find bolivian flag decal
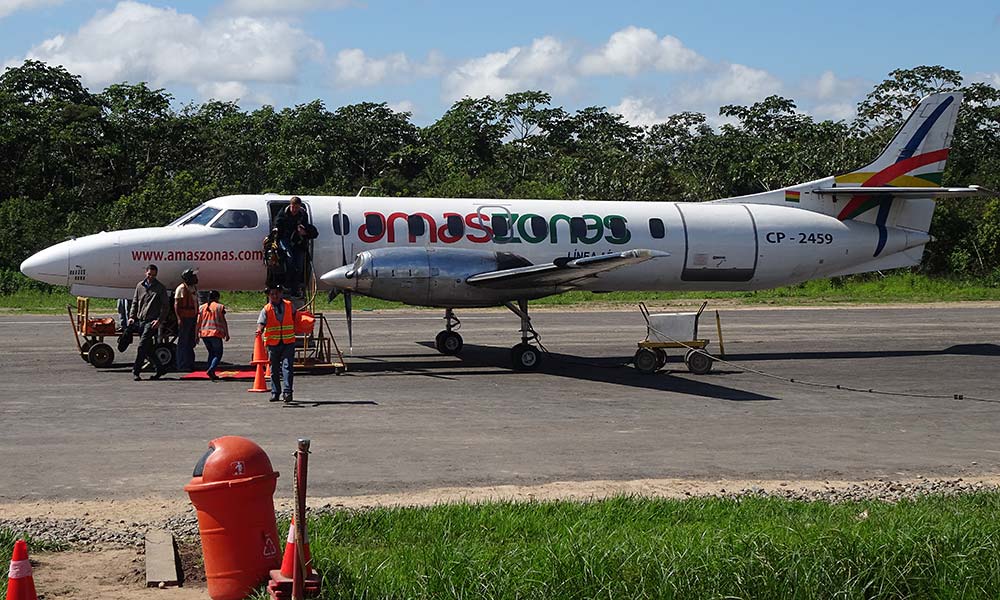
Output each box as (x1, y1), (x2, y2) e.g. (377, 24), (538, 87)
(784, 190), (801, 203)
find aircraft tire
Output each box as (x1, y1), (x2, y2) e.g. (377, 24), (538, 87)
(511, 343), (541, 371)
(88, 342), (115, 369)
(684, 349), (713, 375)
(634, 348), (659, 374)
(435, 331), (463, 355)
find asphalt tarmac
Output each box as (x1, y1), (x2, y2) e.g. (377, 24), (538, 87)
(1, 304), (998, 502)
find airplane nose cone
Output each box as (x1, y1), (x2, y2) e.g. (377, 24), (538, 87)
(20, 242), (70, 285)
(320, 265), (355, 290)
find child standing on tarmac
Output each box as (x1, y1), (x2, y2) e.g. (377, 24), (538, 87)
(197, 290), (230, 380)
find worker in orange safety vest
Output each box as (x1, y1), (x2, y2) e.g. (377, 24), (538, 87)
(255, 284), (297, 402)
(197, 290), (230, 380)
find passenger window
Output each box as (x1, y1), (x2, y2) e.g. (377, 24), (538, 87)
(332, 214), (350, 236)
(407, 214), (426, 237)
(211, 209), (258, 229)
(365, 213), (384, 237)
(530, 215), (547, 239)
(649, 218), (665, 239)
(607, 216), (627, 239)
(446, 215), (464, 237)
(570, 217), (587, 238)
(491, 214), (510, 238)
(181, 207), (221, 226)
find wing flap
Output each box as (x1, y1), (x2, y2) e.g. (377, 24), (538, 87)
(466, 249), (667, 289)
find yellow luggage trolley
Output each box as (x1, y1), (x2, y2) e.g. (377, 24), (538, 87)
(634, 301), (724, 375)
(67, 297), (118, 368)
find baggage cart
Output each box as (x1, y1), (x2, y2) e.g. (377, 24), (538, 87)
(633, 301), (724, 375)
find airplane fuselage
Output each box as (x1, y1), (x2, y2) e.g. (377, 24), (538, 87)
(22, 193), (928, 301)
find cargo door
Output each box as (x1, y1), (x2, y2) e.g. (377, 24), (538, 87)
(676, 204), (757, 282)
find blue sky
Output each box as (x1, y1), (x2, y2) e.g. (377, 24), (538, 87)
(1, 0), (997, 125)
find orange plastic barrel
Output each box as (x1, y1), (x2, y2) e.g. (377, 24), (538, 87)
(184, 436), (281, 600)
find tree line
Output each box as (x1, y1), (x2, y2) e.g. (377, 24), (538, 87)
(1, 60), (998, 293)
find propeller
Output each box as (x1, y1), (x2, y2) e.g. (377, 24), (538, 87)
(338, 201), (353, 354)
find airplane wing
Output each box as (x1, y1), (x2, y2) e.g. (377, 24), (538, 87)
(465, 249), (667, 289)
(812, 185), (992, 198)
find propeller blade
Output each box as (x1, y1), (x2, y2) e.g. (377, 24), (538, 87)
(338, 200), (353, 354)
(345, 290), (353, 354)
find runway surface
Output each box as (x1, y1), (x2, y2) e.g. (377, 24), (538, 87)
(1, 304), (998, 501)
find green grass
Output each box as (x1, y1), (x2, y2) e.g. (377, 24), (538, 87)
(273, 493), (1000, 599)
(1, 272), (998, 314)
(0, 530), (66, 597)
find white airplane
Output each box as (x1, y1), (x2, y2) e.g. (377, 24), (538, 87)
(21, 93), (988, 369)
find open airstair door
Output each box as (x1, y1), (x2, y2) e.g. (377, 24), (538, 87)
(677, 203), (758, 282)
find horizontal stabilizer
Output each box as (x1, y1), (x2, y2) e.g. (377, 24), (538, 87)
(466, 249), (667, 289)
(813, 185), (991, 198)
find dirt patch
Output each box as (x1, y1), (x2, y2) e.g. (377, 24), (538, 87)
(31, 548), (206, 600)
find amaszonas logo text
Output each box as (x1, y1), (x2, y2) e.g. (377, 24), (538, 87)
(357, 212), (632, 245)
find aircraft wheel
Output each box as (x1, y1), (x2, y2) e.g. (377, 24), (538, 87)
(634, 348), (659, 374)
(153, 342), (176, 369)
(80, 340), (93, 362)
(654, 349), (668, 369)
(434, 331), (463, 355)
(684, 349), (714, 375)
(88, 342), (115, 369)
(511, 343), (541, 371)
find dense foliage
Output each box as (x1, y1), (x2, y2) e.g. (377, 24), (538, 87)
(2, 61), (998, 288)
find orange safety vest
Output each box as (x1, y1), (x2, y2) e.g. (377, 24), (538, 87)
(263, 300), (295, 345)
(197, 302), (228, 338)
(175, 284), (198, 319)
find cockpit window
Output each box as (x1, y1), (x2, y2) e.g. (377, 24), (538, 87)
(179, 207), (221, 226)
(211, 210), (258, 229)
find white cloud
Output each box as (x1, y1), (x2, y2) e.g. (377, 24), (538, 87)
(611, 97), (673, 127)
(678, 63), (783, 107)
(810, 102), (857, 122)
(387, 99), (415, 115)
(18, 1), (323, 97)
(334, 49), (443, 87)
(973, 72), (1000, 87)
(443, 36), (574, 100)
(579, 26), (705, 76)
(0, 0), (61, 19)
(196, 81), (249, 102)
(220, 0), (353, 14)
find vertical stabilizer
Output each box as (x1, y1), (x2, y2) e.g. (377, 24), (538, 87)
(836, 92), (962, 190)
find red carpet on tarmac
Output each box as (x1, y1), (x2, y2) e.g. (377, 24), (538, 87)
(181, 367), (256, 380)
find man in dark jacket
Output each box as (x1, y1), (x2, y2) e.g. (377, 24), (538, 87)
(275, 196), (315, 296)
(128, 264), (170, 380)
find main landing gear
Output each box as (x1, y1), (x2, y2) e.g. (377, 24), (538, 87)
(432, 300), (545, 371)
(434, 308), (463, 355)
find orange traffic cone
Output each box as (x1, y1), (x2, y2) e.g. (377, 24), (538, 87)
(248, 333), (270, 393)
(251, 332), (268, 365)
(248, 362), (269, 393)
(279, 517), (312, 578)
(6, 539), (38, 600)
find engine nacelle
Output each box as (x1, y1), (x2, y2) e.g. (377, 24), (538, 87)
(347, 247), (539, 307)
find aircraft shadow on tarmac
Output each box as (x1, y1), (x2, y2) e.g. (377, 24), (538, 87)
(722, 343), (1000, 361)
(344, 343), (777, 402)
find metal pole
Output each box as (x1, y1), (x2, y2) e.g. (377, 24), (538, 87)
(292, 438), (310, 600)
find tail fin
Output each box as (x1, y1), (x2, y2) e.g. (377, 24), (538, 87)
(836, 92), (962, 190)
(830, 92), (962, 258)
